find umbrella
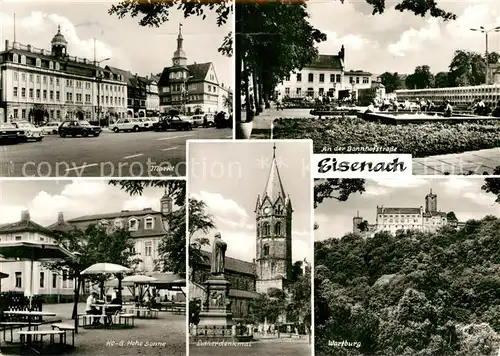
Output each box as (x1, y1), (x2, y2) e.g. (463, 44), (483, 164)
(0, 241), (76, 308)
(147, 272), (186, 295)
(105, 275), (157, 298)
(81, 263), (131, 300)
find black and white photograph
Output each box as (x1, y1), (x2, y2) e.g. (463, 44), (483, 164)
(235, 0), (500, 175)
(0, 180), (187, 355)
(314, 177), (500, 356)
(187, 140), (312, 356)
(0, 1), (233, 177)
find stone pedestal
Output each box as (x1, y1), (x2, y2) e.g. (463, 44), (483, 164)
(196, 274), (233, 340)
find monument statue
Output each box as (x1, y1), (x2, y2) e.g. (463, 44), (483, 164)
(211, 232), (227, 275)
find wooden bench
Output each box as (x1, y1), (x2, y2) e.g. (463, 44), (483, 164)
(18, 330), (66, 354)
(117, 313), (134, 327)
(0, 322), (41, 343)
(150, 309), (159, 319)
(78, 313), (101, 327)
(51, 323), (75, 347)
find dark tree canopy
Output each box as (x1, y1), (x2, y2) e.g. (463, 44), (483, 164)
(379, 72), (402, 93)
(108, 180), (185, 207)
(482, 177), (500, 204)
(314, 179), (366, 208)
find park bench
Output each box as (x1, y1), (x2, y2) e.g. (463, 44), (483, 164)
(0, 321), (41, 343)
(18, 329), (66, 355)
(51, 323), (75, 347)
(77, 314), (96, 327)
(117, 313), (134, 327)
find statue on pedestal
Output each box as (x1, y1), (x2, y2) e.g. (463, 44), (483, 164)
(211, 232), (227, 275)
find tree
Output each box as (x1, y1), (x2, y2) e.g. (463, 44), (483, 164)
(448, 50), (486, 86)
(481, 177), (500, 204)
(379, 72), (402, 93)
(314, 179), (365, 208)
(405, 65), (434, 89)
(254, 288), (287, 324)
(108, 180), (185, 206)
(357, 220), (369, 232)
(288, 265), (311, 326)
(108, 0), (233, 57)
(447, 211), (458, 221)
(435, 71), (451, 88)
(157, 203), (186, 275)
(188, 198), (216, 280)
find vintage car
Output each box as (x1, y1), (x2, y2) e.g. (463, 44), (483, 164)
(58, 120), (102, 137)
(12, 121), (44, 141)
(191, 115), (214, 127)
(41, 122), (62, 135)
(110, 118), (142, 133)
(0, 123), (26, 143)
(152, 116), (193, 131)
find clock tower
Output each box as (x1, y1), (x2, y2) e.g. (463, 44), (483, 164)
(172, 23), (187, 68)
(255, 144), (293, 294)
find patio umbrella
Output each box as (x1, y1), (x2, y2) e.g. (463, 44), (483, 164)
(0, 241), (76, 308)
(147, 272), (186, 296)
(81, 263), (131, 300)
(105, 275), (157, 298)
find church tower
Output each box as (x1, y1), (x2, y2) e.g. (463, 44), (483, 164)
(51, 25), (67, 57)
(425, 189), (437, 213)
(255, 144), (293, 294)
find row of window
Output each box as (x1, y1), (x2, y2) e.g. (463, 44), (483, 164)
(12, 72), (125, 93)
(284, 87), (337, 96)
(383, 219), (421, 223)
(284, 73), (370, 84)
(98, 216), (156, 231)
(14, 270), (73, 289)
(13, 87), (126, 107)
(379, 214), (420, 218)
(257, 222), (283, 237)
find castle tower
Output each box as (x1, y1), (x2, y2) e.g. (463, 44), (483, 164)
(172, 23), (187, 67)
(51, 25), (67, 57)
(353, 211), (363, 234)
(255, 144), (293, 294)
(425, 189), (437, 213)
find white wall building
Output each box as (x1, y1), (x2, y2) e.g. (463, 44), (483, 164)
(217, 83), (232, 113)
(145, 78), (160, 115)
(0, 27), (128, 123)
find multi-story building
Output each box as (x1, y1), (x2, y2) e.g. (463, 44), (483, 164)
(275, 46), (345, 100)
(158, 25), (222, 115)
(0, 211), (76, 297)
(106, 67), (147, 118)
(145, 75), (160, 116)
(353, 189), (451, 237)
(0, 26), (128, 123)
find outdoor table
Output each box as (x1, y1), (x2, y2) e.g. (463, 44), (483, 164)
(18, 329), (65, 355)
(3, 311), (56, 331)
(91, 304), (122, 327)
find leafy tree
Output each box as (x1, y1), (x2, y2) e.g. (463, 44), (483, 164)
(448, 50), (486, 86)
(108, 0), (233, 56)
(254, 288), (287, 324)
(405, 65), (434, 89)
(447, 211), (458, 221)
(357, 220), (369, 232)
(379, 72), (402, 93)
(108, 180), (185, 206)
(288, 266), (311, 328)
(314, 179), (366, 209)
(291, 260), (304, 282)
(188, 198), (215, 280)
(435, 71), (451, 88)
(156, 203), (186, 275)
(482, 177), (500, 204)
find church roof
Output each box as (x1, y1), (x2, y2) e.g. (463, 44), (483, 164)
(199, 250), (255, 276)
(262, 145), (287, 203)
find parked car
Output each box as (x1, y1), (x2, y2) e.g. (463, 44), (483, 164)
(12, 121), (44, 141)
(58, 120), (102, 137)
(180, 115), (197, 128)
(110, 118), (142, 133)
(41, 122), (62, 135)
(153, 116), (192, 131)
(0, 123), (26, 143)
(138, 118), (154, 131)
(191, 115), (215, 127)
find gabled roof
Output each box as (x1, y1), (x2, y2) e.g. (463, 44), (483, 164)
(377, 207), (422, 215)
(0, 219), (54, 236)
(158, 62), (213, 87)
(345, 70), (372, 76)
(306, 55), (343, 70)
(106, 65), (135, 86)
(66, 208), (162, 222)
(199, 250), (255, 276)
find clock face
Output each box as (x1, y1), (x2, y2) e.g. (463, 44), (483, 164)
(263, 207), (271, 215)
(173, 59), (179, 65)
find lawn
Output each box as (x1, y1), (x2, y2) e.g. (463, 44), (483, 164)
(273, 117), (500, 158)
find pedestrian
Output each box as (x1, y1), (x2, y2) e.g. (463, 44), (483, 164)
(443, 99), (453, 118)
(276, 93), (283, 111)
(86, 292), (101, 326)
(203, 114), (208, 128)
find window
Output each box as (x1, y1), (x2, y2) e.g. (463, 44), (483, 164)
(13, 109), (18, 119)
(319, 74), (325, 83)
(52, 273), (57, 288)
(285, 87), (290, 95)
(22, 73), (26, 81)
(114, 219), (123, 229)
(56, 78), (60, 85)
(49, 61), (54, 70)
(40, 272), (45, 288)
(13, 53), (19, 63)
(56, 110), (60, 119)
(308, 73), (313, 82)
(21, 88), (26, 98)
(15, 272), (22, 288)
(14, 72), (18, 81)
(85, 94), (91, 103)
(50, 90), (54, 100)
(56, 91), (60, 101)
(145, 242), (152, 256)
(144, 217), (154, 230)
(21, 55), (26, 65)
(13, 87), (18, 97)
(285, 75), (290, 81)
(275, 222), (282, 235)
(349, 77), (354, 83)
(263, 222), (270, 236)
(296, 73), (302, 82)
(76, 93), (82, 102)
(356, 77), (360, 84)
(263, 244), (270, 256)
(66, 92), (73, 101)
(363, 77), (369, 84)
(43, 76), (47, 84)
(29, 74), (33, 82)
(36, 75), (40, 83)
(36, 58), (41, 67)
(336, 74), (341, 83)
(319, 88), (324, 96)
(22, 109), (26, 119)
(36, 89), (40, 99)
(330, 74), (335, 83)
(296, 88), (301, 96)
(43, 90), (47, 100)
(62, 271), (67, 289)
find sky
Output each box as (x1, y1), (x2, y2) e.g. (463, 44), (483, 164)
(307, 0), (500, 76)
(188, 140), (313, 264)
(0, 180), (176, 226)
(315, 177), (500, 241)
(0, 0), (233, 87)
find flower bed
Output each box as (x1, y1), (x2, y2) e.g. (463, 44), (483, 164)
(273, 117), (500, 157)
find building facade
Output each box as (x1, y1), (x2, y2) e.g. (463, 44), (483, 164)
(0, 211), (75, 297)
(145, 75), (160, 116)
(0, 27), (127, 123)
(353, 189), (450, 237)
(217, 83), (233, 114)
(158, 25), (223, 115)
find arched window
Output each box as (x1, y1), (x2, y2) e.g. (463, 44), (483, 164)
(13, 54), (19, 63)
(55, 62), (60, 71)
(275, 222), (282, 236)
(20, 55), (26, 64)
(276, 205), (283, 215)
(49, 61), (54, 70)
(263, 222), (270, 236)
(35, 58), (41, 67)
(263, 244), (270, 256)
(256, 223), (260, 237)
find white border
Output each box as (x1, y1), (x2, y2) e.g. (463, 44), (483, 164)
(231, 0), (236, 140)
(186, 143), (191, 356)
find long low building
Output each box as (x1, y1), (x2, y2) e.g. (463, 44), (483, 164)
(395, 84), (500, 106)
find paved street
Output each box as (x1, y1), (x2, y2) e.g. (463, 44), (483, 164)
(0, 128), (232, 177)
(1, 302), (186, 356)
(413, 147), (500, 175)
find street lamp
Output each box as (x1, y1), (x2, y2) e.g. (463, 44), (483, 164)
(470, 26), (500, 85)
(182, 75), (194, 115)
(94, 58), (110, 124)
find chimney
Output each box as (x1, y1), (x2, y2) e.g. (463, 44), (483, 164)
(58, 212), (64, 223)
(27, 45), (31, 52)
(21, 210), (30, 221)
(5, 40), (9, 51)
